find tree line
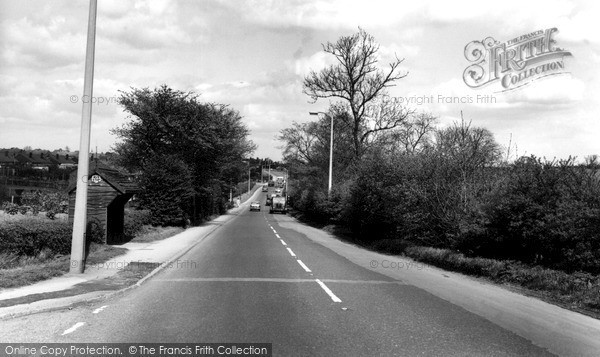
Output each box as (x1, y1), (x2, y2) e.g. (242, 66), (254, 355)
(280, 28), (600, 275)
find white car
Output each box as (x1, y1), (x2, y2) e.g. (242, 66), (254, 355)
(250, 201), (261, 211)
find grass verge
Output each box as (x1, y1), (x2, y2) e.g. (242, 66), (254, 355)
(0, 244), (127, 289)
(132, 225), (185, 243)
(402, 246), (600, 318)
(0, 224), (185, 290)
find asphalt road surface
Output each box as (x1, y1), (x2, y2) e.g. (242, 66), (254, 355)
(0, 191), (557, 356)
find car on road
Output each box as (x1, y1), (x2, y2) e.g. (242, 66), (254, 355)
(275, 188), (282, 194)
(262, 185), (269, 192)
(250, 201), (261, 211)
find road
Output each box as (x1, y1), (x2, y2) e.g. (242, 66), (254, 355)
(0, 189), (562, 356)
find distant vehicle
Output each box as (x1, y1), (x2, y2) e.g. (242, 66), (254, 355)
(268, 180), (275, 187)
(270, 196), (287, 214)
(275, 188), (282, 194)
(276, 176), (284, 186)
(249, 201), (261, 211)
(262, 185), (268, 192)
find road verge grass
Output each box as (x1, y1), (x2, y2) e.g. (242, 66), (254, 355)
(0, 244), (127, 289)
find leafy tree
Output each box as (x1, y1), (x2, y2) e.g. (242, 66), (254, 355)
(138, 155), (194, 226)
(112, 85), (255, 224)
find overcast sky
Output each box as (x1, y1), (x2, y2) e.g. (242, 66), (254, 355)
(1, 0), (598, 161)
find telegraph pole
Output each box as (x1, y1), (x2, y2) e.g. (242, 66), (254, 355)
(70, 0), (97, 273)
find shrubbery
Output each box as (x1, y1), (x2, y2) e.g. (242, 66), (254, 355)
(21, 190), (68, 214)
(2, 202), (18, 215)
(288, 140), (600, 275)
(0, 220), (71, 256)
(124, 209), (152, 238)
(1, 190), (68, 216)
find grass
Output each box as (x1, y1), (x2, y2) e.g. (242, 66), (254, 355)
(402, 245), (600, 318)
(0, 244), (127, 289)
(0, 224), (184, 289)
(0, 208), (185, 290)
(131, 225), (185, 243)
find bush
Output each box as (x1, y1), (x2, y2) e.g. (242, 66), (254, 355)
(2, 202), (19, 215)
(18, 205), (30, 215)
(0, 220), (72, 256)
(86, 219), (105, 244)
(124, 209), (151, 238)
(21, 190), (69, 214)
(45, 210), (56, 220)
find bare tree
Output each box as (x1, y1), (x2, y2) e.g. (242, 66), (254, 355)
(303, 28), (409, 158)
(380, 111), (437, 155)
(279, 122), (319, 165)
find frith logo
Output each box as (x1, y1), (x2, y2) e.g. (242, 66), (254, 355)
(463, 28), (572, 91)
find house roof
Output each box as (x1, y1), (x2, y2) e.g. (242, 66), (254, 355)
(47, 153), (77, 165)
(0, 151), (17, 164)
(15, 152), (53, 165)
(68, 160), (140, 194)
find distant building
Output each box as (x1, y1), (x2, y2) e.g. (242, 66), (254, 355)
(48, 153), (78, 169)
(15, 151), (53, 170)
(0, 150), (17, 169)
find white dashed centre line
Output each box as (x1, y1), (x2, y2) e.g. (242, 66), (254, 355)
(268, 218), (338, 302)
(92, 305), (108, 314)
(315, 279), (342, 303)
(296, 259), (312, 273)
(62, 322), (86, 335)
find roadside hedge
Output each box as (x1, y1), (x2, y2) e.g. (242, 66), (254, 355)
(124, 209), (152, 238)
(0, 220), (71, 256)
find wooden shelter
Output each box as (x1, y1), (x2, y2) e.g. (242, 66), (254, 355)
(68, 161), (140, 244)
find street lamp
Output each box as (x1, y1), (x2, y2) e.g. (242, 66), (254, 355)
(283, 168), (289, 203)
(309, 111), (333, 196)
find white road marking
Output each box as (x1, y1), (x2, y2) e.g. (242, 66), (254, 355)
(297, 259), (312, 273)
(286, 247), (296, 257)
(280, 239), (287, 246)
(62, 322), (85, 335)
(315, 279), (342, 303)
(92, 305), (108, 314)
(275, 233), (281, 238)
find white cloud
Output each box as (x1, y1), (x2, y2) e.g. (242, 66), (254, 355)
(289, 51), (336, 77)
(503, 75), (585, 106)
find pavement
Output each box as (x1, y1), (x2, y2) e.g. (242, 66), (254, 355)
(0, 184), (263, 320)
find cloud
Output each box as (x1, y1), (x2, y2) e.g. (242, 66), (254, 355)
(215, 0), (418, 30)
(288, 50), (335, 77)
(99, 0), (193, 50)
(1, 17), (84, 69)
(503, 75), (585, 107)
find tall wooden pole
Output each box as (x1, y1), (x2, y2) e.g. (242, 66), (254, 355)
(70, 0), (97, 273)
